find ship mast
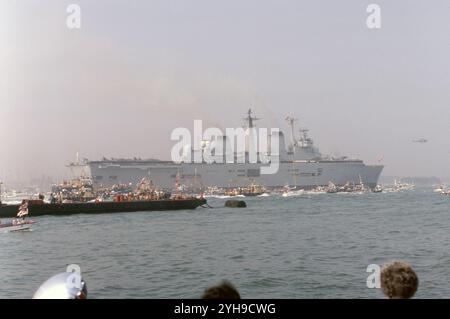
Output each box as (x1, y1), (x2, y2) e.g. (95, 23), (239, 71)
(243, 108), (260, 128)
(242, 109), (260, 164)
(285, 116), (298, 148)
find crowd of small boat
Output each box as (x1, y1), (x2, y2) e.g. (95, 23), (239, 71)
(0, 174), (439, 233)
(0, 177), (206, 232)
(1, 176), (202, 210)
(2, 176), (177, 207)
(46, 177), (179, 204)
(1, 174), (446, 232)
(202, 180), (417, 198)
(0, 176), (423, 206)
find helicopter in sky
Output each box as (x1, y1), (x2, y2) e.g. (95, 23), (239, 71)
(412, 138), (428, 143)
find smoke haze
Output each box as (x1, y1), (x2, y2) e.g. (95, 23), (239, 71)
(1, 0), (449, 186)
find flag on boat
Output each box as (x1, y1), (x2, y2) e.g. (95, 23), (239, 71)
(175, 172), (181, 190)
(17, 201), (29, 217)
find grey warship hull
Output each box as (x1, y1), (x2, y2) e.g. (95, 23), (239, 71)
(73, 159), (383, 190)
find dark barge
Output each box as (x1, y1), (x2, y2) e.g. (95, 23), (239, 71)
(0, 198), (207, 218)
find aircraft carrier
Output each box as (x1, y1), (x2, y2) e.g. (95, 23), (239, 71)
(69, 110), (383, 190)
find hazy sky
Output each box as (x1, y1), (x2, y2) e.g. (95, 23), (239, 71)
(1, 0), (449, 183)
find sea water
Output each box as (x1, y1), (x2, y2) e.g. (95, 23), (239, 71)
(1, 188), (449, 298)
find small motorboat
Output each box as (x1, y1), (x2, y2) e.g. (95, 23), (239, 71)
(325, 181), (338, 194)
(434, 185), (445, 193)
(0, 201), (35, 233)
(0, 219), (35, 232)
(373, 185), (383, 193)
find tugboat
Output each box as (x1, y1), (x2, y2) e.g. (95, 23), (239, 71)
(0, 202), (35, 232)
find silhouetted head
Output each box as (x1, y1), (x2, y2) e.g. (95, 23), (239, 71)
(33, 272), (87, 299)
(202, 280), (241, 299)
(381, 261), (418, 299)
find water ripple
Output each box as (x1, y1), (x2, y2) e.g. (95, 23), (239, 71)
(1, 188), (449, 298)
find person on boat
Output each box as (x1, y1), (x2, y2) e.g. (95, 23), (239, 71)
(49, 193), (55, 204)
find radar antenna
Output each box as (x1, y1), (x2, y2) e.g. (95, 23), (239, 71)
(299, 128), (309, 140)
